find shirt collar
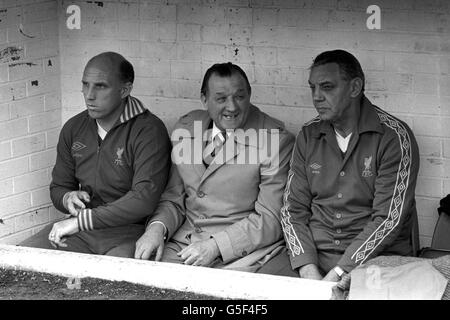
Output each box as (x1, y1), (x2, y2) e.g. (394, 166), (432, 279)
(118, 95), (147, 124)
(212, 121), (233, 141)
(96, 120), (108, 139)
(315, 95), (384, 137)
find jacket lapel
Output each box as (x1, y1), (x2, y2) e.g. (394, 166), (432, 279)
(200, 133), (241, 183)
(173, 112), (211, 179)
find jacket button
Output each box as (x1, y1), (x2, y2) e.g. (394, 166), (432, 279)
(242, 250), (247, 256)
(334, 240), (341, 245)
(336, 213), (342, 219)
(336, 228), (342, 234)
(199, 215), (206, 219)
(197, 191), (205, 198)
(337, 193), (343, 199)
(340, 171), (345, 177)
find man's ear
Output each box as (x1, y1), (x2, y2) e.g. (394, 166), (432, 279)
(350, 78), (363, 98)
(120, 82), (133, 99)
(200, 93), (207, 109)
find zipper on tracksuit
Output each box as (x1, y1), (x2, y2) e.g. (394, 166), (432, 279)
(93, 122), (108, 203)
(95, 133), (107, 199)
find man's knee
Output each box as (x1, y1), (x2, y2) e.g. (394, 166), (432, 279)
(105, 242), (136, 258)
(159, 241), (184, 264)
(19, 224), (54, 250)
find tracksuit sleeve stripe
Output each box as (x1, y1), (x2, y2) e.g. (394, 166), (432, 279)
(351, 109), (413, 265)
(280, 141), (305, 256)
(77, 209), (93, 231)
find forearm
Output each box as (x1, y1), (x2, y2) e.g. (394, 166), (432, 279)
(77, 180), (167, 231)
(212, 211), (282, 263)
(281, 132), (319, 270)
(147, 202), (186, 239)
(145, 164), (187, 238)
(50, 184), (73, 214)
(338, 130), (419, 272)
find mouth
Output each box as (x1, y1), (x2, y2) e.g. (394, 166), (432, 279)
(222, 113), (239, 120)
(315, 106), (329, 112)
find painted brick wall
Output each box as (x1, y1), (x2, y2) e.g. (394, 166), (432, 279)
(1, 0), (449, 248)
(0, 0), (64, 244)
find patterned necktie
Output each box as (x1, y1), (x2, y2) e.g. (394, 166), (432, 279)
(203, 131), (227, 167)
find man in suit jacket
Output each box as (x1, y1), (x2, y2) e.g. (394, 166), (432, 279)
(134, 62), (295, 274)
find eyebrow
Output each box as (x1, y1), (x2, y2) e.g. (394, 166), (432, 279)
(308, 80), (334, 85)
(81, 80), (109, 86)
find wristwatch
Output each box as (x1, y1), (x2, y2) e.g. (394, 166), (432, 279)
(333, 266), (346, 279)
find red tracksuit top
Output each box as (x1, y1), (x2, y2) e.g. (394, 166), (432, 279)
(50, 96), (171, 231)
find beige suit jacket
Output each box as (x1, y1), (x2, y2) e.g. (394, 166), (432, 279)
(149, 105), (294, 270)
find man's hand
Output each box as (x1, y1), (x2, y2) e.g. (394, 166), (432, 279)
(48, 218), (79, 248)
(63, 191), (91, 216)
(178, 238), (220, 267)
(322, 268), (342, 282)
(134, 223), (165, 261)
(299, 263), (323, 280)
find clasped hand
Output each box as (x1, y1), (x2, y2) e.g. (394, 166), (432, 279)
(63, 190), (90, 216)
(48, 217), (79, 248)
(177, 238), (220, 267)
(135, 223), (220, 267)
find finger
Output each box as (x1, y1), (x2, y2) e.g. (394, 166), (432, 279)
(54, 240), (67, 248)
(155, 244), (164, 262)
(139, 249), (150, 260)
(191, 259), (201, 266)
(178, 250), (190, 261)
(79, 191), (91, 203)
(135, 246), (149, 260)
(177, 247), (186, 256)
(135, 244), (153, 260)
(49, 240), (57, 248)
(71, 197), (86, 210)
(183, 255), (197, 265)
(48, 229), (56, 242)
(134, 245), (143, 259)
(58, 238), (68, 248)
(53, 231), (63, 247)
(178, 245), (191, 257)
(67, 202), (79, 216)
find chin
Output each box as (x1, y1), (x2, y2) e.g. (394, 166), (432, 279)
(87, 110), (102, 119)
(317, 111), (333, 121)
(221, 121), (242, 130)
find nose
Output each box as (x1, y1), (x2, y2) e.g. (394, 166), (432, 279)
(84, 86), (95, 101)
(312, 86), (323, 102)
(226, 96), (238, 111)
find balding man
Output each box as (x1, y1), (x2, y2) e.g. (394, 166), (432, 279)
(20, 52), (171, 257)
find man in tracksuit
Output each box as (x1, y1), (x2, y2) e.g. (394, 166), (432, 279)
(20, 52), (171, 257)
(281, 50), (420, 281)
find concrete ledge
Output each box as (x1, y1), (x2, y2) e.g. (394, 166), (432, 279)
(0, 244), (334, 300)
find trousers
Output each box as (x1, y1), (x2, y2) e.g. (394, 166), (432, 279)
(19, 222), (145, 258)
(160, 239), (299, 277)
